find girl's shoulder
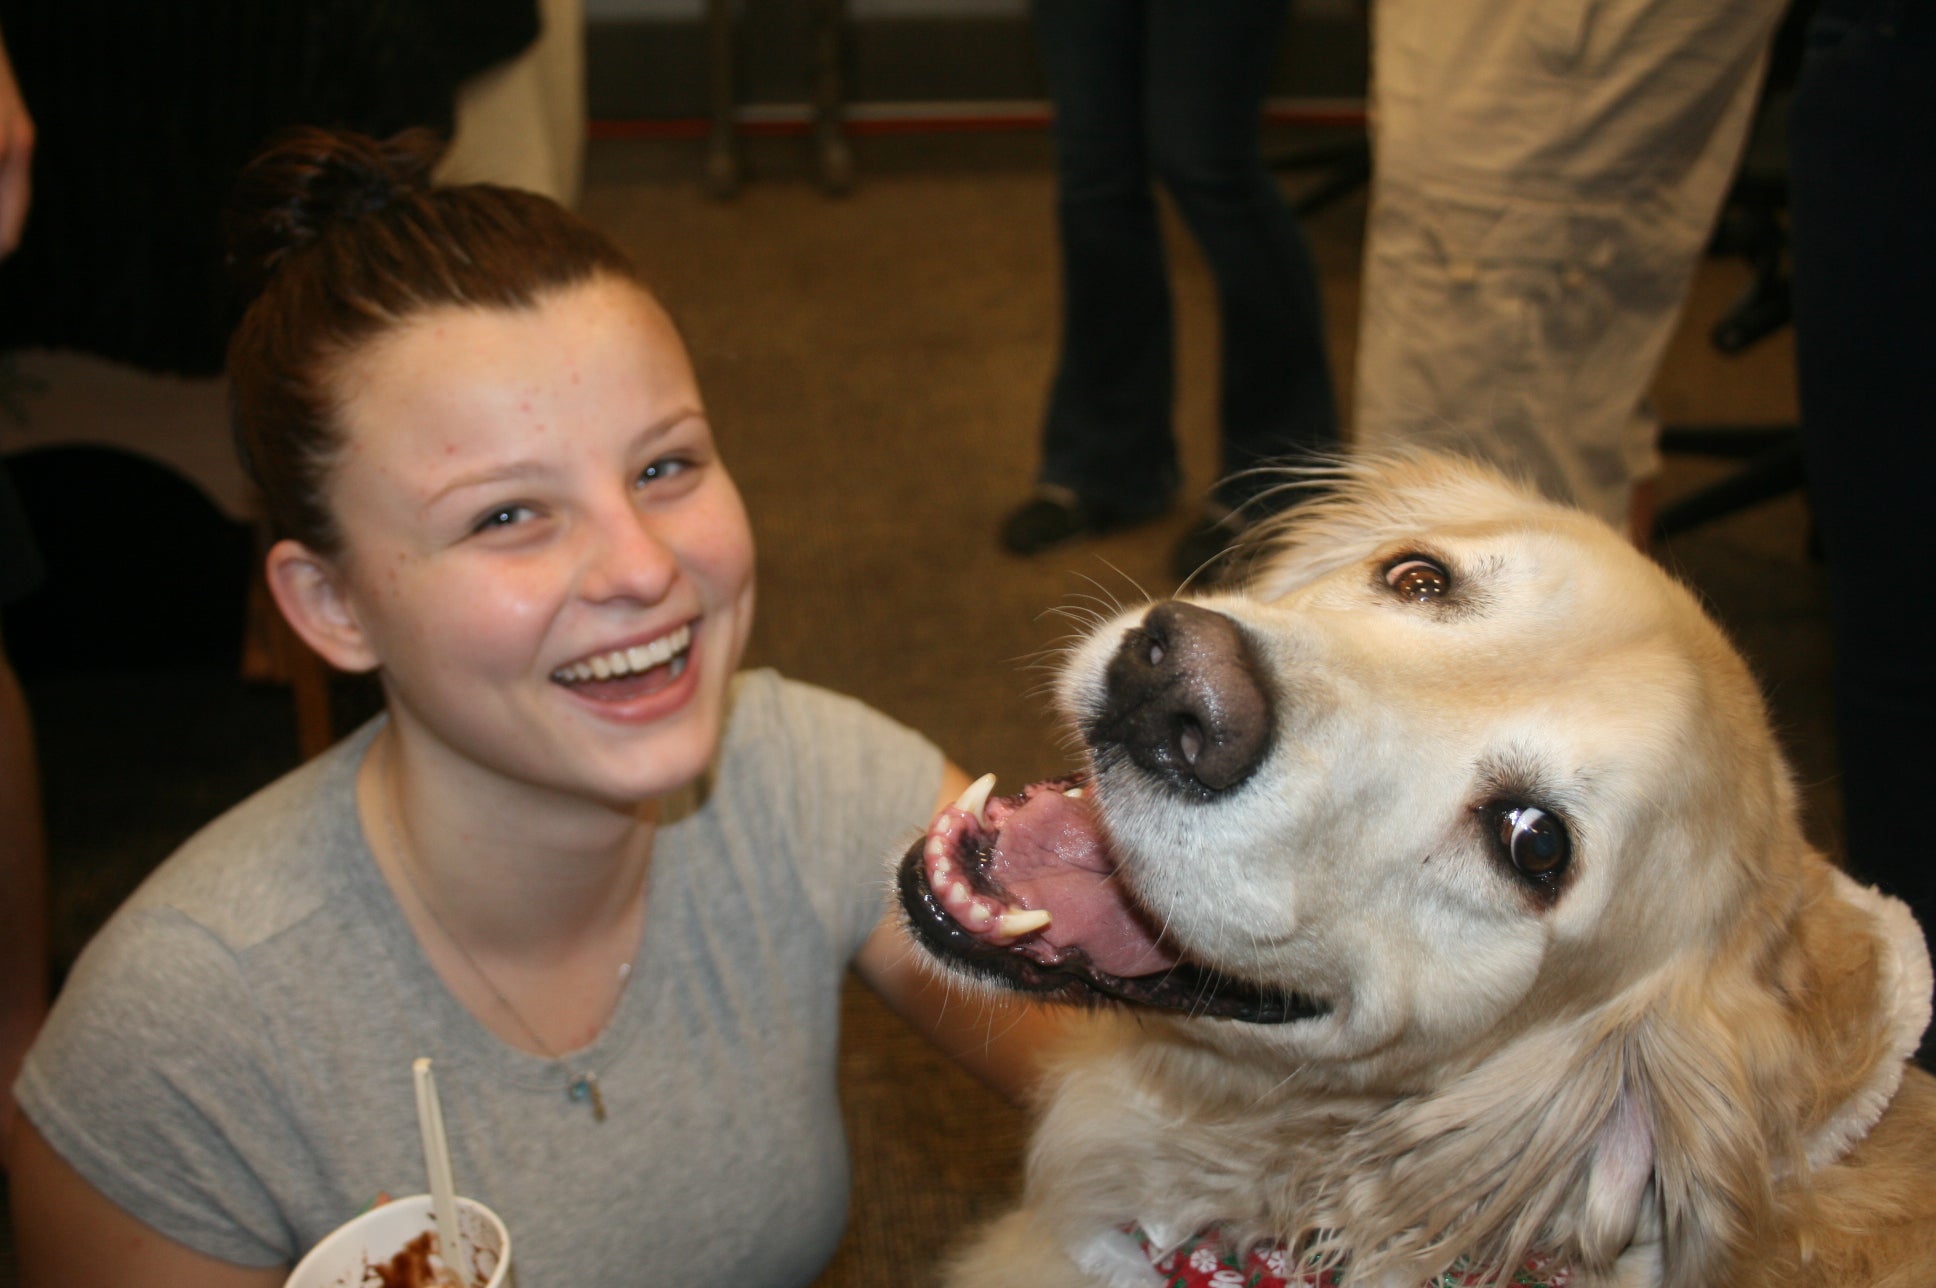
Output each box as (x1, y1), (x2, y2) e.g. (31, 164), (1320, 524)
(117, 718), (384, 953)
(720, 668), (931, 765)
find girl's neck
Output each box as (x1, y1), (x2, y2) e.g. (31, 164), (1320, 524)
(358, 719), (656, 959)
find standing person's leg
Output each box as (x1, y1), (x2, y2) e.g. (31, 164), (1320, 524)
(1002, 0), (1177, 555)
(1356, 0), (1782, 532)
(1145, 0), (1337, 524)
(1789, 0), (1936, 1051)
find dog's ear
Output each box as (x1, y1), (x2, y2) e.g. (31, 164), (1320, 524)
(1575, 1075), (1653, 1262)
(1616, 853), (1932, 1286)
(1775, 859), (1931, 1167)
(1613, 996), (1777, 1288)
(1313, 858), (1929, 1288)
(1310, 1019), (1680, 1283)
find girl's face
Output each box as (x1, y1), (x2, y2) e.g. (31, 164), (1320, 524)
(313, 274), (755, 807)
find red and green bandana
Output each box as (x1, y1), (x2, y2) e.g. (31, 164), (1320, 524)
(1128, 1225), (1575, 1288)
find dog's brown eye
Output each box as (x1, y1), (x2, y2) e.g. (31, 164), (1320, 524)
(1386, 557), (1450, 602)
(1497, 805), (1569, 878)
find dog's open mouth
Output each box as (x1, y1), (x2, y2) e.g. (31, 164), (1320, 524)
(897, 774), (1326, 1024)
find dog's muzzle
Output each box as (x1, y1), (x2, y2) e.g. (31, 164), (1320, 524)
(1090, 601), (1274, 797)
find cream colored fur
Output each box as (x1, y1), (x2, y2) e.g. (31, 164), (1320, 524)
(942, 454), (1936, 1288)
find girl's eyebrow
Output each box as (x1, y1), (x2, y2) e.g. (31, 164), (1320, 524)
(424, 461), (550, 511)
(419, 410), (709, 511)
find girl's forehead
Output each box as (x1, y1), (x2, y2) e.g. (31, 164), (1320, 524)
(333, 280), (697, 443)
(352, 277), (678, 374)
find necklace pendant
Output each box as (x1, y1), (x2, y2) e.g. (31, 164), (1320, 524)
(570, 1071), (606, 1122)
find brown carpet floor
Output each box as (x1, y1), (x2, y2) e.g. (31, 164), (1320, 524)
(3, 127), (1829, 1287)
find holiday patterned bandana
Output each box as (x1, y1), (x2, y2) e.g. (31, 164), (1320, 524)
(1129, 1225), (1574, 1288)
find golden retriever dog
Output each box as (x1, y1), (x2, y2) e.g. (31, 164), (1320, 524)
(898, 453), (1935, 1288)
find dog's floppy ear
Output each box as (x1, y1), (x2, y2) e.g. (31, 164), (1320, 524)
(1616, 854), (1932, 1286)
(1611, 994), (1777, 1287)
(1313, 858), (1931, 1286)
(1308, 1017), (1683, 1283)
(1575, 1074), (1653, 1262)
(1314, 983), (1786, 1286)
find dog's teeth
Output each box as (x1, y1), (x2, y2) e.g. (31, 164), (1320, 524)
(954, 773), (997, 825)
(996, 909), (1051, 938)
(1063, 787), (1084, 799)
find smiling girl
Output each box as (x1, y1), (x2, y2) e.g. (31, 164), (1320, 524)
(6, 128), (1044, 1287)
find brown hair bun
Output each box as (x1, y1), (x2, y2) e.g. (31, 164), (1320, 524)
(225, 126), (445, 306)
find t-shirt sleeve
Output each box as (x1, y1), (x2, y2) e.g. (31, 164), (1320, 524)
(739, 673), (944, 961)
(14, 906), (300, 1268)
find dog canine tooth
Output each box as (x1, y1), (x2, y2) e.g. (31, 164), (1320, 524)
(996, 908), (1052, 939)
(955, 773), (998, 826)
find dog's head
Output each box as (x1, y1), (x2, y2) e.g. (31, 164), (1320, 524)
(908, 453), (1799, 1067)
(901, 452), (1930, 1280)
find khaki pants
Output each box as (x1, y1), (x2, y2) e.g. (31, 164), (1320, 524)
(437, 0), (587, 208)
(1354, 0), (1785, 526)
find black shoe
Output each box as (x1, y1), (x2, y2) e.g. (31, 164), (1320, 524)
(999, 487), (1162, 556)
(1171, 505), (1254, 586)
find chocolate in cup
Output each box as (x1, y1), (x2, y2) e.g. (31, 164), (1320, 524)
(285, 1193), (510, 1288)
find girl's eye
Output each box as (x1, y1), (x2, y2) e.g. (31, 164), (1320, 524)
(636, 457), (692, 487)
(471, 504), (533, 534)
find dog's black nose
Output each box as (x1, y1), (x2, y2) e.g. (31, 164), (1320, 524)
(1091, 601), (1273, 795)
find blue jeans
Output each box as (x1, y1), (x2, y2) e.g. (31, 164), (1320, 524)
(1031, 0), (1338, 516)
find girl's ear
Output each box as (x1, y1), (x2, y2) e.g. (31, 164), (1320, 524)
(264, 539), (380, 674)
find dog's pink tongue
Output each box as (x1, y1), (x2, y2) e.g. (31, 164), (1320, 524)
(986, 784), (1179, 978)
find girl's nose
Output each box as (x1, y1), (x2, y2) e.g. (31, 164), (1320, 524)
(577, 503), (679, 606)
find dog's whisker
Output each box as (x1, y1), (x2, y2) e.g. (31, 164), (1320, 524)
(1081, 557), (1149, 613)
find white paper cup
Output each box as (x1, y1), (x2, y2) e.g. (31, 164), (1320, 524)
(286, 1194), (510, 1288)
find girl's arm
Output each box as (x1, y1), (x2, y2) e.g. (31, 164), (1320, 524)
(852, 762), (1082, 1106)
(8, 1120), (286, 1288)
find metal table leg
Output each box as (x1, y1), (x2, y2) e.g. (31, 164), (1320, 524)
(706, 0), (740, 198)
(810, 0), (852, 195)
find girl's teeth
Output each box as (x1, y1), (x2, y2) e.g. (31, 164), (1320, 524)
(556, 625), (693, 683)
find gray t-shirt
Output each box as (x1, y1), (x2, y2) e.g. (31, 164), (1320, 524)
(17, 669), (942, 1286)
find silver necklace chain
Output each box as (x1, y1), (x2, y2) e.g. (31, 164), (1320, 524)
(377, 737), (629, 1122)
